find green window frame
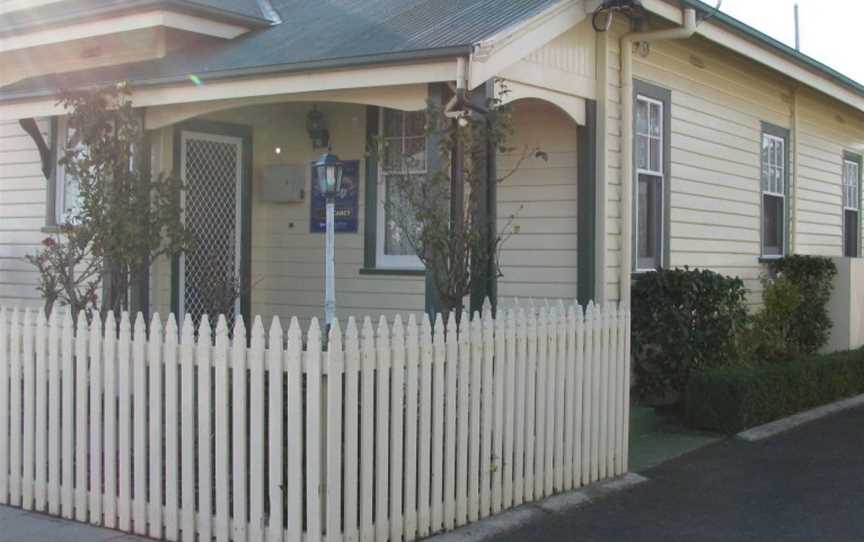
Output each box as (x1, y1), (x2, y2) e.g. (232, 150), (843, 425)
(632, 80), (671, 272)
(843, 151), (862, 258)
(760, 122), (790, 259)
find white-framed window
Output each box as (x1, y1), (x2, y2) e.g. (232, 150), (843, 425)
(635, 95), (664, 271)
(53, 116), (82, 225)
(843, 156), (860, 257)
(376, 108), (426, 269)
(760, 131), (787, 257)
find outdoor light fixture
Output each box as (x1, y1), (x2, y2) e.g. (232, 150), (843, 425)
(313, 146), (344, 329)
(306, 105), (330, 149)
(313, 146), (344, 197)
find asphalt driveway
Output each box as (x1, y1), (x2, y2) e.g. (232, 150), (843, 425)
(494, 405), (864, 542)
(2, 406), (863, 542)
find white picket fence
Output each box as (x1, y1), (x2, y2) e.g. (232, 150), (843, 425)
(0, 301), (630, 542)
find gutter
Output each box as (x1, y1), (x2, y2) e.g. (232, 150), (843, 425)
(0, 45), (473, 103)
(619, 6), (697, 307)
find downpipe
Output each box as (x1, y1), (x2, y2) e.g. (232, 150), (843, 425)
(619, 7), (697, 307)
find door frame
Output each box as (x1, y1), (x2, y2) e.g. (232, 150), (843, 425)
(171, 119), (253, 325)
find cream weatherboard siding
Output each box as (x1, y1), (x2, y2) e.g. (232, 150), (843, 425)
(149, 102), (427, 326)
(497, 99), (580, 301)
(151, 98), (582, 323)
(636, 37), (793, 305)
(0, 119), (49, 308)
(796, 89), (864, 257)
(601, 23), (864, 307)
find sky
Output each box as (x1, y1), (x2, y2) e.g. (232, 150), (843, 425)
(716, 0), (864, 84)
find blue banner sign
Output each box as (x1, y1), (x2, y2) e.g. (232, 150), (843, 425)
(310, 159), (359, 233)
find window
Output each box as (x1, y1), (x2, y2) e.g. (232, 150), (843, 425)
(843, 155), (861, 257)
(635, 93), (665, 271)
(52, 116), (82, 226)
(760, 127), (788, 258)
(376, 108), (426, 269)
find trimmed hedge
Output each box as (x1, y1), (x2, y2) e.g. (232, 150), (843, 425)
(631, 267), (748, 404)
(686, 348), (864, 434)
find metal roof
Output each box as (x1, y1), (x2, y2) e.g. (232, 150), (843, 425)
(0, 0), (560, 100)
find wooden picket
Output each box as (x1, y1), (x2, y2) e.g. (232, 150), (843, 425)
(0, 301), (630, 542)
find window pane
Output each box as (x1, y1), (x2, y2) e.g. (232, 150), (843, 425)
(62, 175), (81, 220)
(404, 111), (426, 137)
(638, 174), (661, 269)
(636, 135), (649, 170)
(649, 102), (662, 138)
(384, 175), (421, 256)
(845, 209), (859, 257)
(403, 136), (426, 171)
(649, 137), (661, 172)
(383, 109), (403, 138)
(382, 138), (403, 172)
(636, 100), (649, 135)
(762, 194), (784, 256)
(844, 160), (860, 210)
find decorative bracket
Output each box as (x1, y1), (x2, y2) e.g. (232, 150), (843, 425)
(18, 118), (52, 179)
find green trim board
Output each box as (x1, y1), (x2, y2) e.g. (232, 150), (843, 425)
(425, 83), (446, 317)
(759, 121), (791, 259)
(577, 99), (597, 305)
(44, 116), (59, 228)
(467, 80), (498, 315)
(363, 106), (379, 270)
(170, 118), (253, 325)
(131, 125), (153, 318)
(631, 79), (672, 273)
(358, 268), (425, 277)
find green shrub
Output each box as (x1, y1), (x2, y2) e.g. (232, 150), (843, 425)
(746, 275), (803, 363)
(686, 348), (864, 434)
(769, 255), (837, 354)
(631, 267), (749, 405)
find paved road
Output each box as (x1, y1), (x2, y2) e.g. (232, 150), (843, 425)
(495, 405), (864, 542)
(2, 406), (862, 542)
(0, 506), (148, 542)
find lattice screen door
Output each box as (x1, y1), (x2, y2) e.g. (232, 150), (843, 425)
(179, 130), (243, 326)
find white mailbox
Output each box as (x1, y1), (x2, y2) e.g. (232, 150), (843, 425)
(261, 164), (306, 202)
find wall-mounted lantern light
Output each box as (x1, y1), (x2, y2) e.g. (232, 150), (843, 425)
(306, 105), (330, 149)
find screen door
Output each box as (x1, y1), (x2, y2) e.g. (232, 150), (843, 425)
(178, 130), (243, 326)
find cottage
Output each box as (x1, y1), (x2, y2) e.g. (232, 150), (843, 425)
(0, 0), (863, 344)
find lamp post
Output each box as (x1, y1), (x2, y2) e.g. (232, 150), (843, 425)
(313, 147), (344, 329)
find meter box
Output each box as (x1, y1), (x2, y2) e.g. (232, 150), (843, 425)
(261, 164), (306, 202)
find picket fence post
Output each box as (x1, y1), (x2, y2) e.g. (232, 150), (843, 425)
(0, 300), (630, 542)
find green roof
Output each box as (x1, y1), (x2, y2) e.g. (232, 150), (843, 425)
(0, 0), (559, 100)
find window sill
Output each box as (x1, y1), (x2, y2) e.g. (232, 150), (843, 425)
(758, 256), (783, 264)
(358, 267), (425, 277)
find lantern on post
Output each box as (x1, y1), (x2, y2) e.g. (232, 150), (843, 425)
(313, 146), (344, 329)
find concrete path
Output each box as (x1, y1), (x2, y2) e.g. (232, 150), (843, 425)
(0, 506), (148, 542)
(494, 405), (864, 542)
